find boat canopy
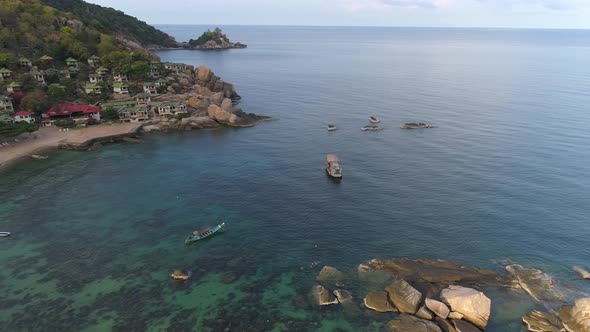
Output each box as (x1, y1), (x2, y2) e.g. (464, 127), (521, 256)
(326, 154), (339, 163)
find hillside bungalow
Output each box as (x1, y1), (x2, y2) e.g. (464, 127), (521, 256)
(96, 67), (109, 76)
(118, 107), (149, 123)
(113, 73), (128, 82)
(59, 70), (71, 79)
(88, 55), (101, 66)
(66, 57), (78, 67)
(100, 100), (137, 109)
(155, 78), (168, 88)
(157, 101), (187, 116)
(0, 95), (14, 112)
(164, 62), (193, 73)
(14, 110), (35, 124)
(7, 82), (21, 93)
(42, 103), (101, 127)
(0, 112), (14, 124)
(68, 66), (80, 76)
(84, 83), (102, 94)
(134, 92), (151, 105)
(0, 68), (12, 80)
(113, 83), (129, 95)
(39, 55), (53, 62)
(30, 70), (45, 83)
(19, 57), (32, 67)
(143, 82), (157, 95)
(89, 74), (104, 83)
(149, 64), (160, 77)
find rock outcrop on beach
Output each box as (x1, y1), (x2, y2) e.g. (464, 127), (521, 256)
(522, 310), (564, 332)
(574, 266), (590, 280)
(364, 290), (397, 312)
(559, 298), (590, 332)
(506, 264), (565, 304)
(385, 279), (423, 314)
(309, 285), (338, 307)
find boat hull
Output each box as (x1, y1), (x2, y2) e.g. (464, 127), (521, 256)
(0, 232), (10, 237)
(325, 168), (342, 179)
(185, 223), (225, 244)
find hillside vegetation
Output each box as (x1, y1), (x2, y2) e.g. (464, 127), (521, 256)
(41, 0), (176, 47)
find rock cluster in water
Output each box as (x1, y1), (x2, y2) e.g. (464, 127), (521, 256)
(308, 258), (590, 332)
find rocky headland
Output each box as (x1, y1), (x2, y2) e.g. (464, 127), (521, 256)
(142, 65), (269, 133)
(307, 258), (590, 332)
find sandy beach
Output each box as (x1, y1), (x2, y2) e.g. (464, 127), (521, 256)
(0, 123), (142, 167)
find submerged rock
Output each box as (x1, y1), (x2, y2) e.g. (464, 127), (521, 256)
(440, 285), (491, 329)
(333, 289), (352, 304)
(559, 298), (590, 332)
(522, 310), (564, 332)
(364, 290), (397, 313)
(452, 319), (482, 332)
(309, 285), (338, 307)
(574, 266), (590, 280)
(385, 279), (423, 314)
(425, 298), (450, 319)
(316, 266), (349, 288)
(386, 313), (442, 332)
(506, 264), (565, 304)
(362, 258), (511, 286)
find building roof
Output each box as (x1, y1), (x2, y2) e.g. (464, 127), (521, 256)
(85, 83), (101, 89)
(100, 100), (137, 109)
(19, 57), (30, 62)
(143, 82), (156, 86)
(96, 67), (109, 72)
(46, 103), (101, 116)
(89, 55), (100, 60)
(15, 110), (32, 116)
(0, 68), (12, 74)
(113, 83), (128, 88)
(40, 55), (53, 61)
(159, 101), (186, 107)
(30, 70), (44, 76)
(156, 78), (167, 83)
(8, 82), (21, 87)
(134, 92), (152, 99)
(117, 106), (144, 113)
(0, 95), (11, 101)
(65, 57), (78, 62)
(68, 66), (80, 72)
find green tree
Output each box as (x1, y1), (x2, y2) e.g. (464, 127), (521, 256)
(101, 106), (119, 121)
(21, 90), (49, 116)
(47, 83), (65, 103)
(129, 61), (149, 81)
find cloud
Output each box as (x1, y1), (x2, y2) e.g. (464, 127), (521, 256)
(478, 0), (582, 10)
(338, 0), (450, 12)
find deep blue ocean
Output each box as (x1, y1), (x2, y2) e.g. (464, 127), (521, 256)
(1, 26), (590, 331)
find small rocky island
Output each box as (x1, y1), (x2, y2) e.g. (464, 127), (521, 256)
(177, 27), (247, 50)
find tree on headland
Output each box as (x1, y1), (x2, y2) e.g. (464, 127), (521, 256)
(101, 106), (119, 121)
(188, 27), (229, 47)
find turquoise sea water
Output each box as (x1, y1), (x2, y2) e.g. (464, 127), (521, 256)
(1, 26), (590, 331)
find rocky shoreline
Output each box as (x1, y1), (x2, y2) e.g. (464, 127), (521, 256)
(307, 258), (590, 332)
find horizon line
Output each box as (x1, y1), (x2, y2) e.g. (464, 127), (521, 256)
(150, 24), (590, 31)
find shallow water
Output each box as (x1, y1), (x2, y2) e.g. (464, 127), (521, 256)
(1, 26), (590, 331)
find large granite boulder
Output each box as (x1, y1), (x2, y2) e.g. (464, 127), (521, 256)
(385, 279), (423, 314)
(559, 298), (590, 332)
(221, 98), (233, 112)
(142, 125), (160, 133)
(522, 310), (564, 332)
(386, 313), (442, 332)
(210, 92), (224, 106)
(196, 65), (212, 82)
(181, 116), (220, 129)
(358, 266), (395, 290)
(364, 290), (397, 313)
(208, 104), (236, 124)
(309, 285), (338, 307)
(425, 298), (450, 319)
(506, 264), (565, 304)
(316, 266), (348, 288)
(440, 285), (491, 329)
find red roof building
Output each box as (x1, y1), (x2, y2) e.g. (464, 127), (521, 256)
(42, 103), (101, 127)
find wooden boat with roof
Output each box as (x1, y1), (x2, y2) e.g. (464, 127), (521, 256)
(185, 222), (225, 244)
(325, 154), (342, 178)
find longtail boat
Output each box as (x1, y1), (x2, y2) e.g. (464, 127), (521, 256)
(185, 222), (225, 244)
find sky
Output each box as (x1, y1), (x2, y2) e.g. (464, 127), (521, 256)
(86, 0), (590, 29)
